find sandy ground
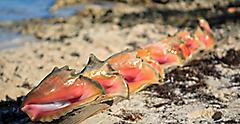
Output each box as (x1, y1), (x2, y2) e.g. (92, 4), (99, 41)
(0, 0), (239, 123)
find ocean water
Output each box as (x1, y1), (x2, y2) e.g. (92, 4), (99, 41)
(0, 0), (84, 49)
(0, 0), (55, 21)
(0, 0), (86, 21)
(0, 28), (35, 50)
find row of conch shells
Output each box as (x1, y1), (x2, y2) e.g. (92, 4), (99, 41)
(21, 19), (216, 123)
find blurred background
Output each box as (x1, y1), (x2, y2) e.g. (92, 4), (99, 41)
(0, 0), (239, 49)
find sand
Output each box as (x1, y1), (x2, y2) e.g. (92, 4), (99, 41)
(0, 0), (239, 123)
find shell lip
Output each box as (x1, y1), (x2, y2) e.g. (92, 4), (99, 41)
(21, 74), (103, 107)
(20, 66), (77, 106)
(21, 72), (106, 121)
(21, 92), (84, 116)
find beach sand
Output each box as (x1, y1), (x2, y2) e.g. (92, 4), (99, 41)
(0, 0), (239, 123)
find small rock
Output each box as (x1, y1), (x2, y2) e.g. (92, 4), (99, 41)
(38, 54), (44, 59)
(16, 82), (32, 90)
(212, 111), (222, 121)
(221, 49), (240, 66)
(152, 0), (169, 4)
(127, 42), (139, 48)
(70, 52), (80, 57)
(38, 66), (44, 70)
(83, 34), (93, 43)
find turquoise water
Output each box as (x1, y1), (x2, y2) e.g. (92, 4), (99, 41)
(0, 0), (85, 49)
(0, 0), (86, 21)
(0, 0), (55, 21)
(0, 28), (35, 49)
